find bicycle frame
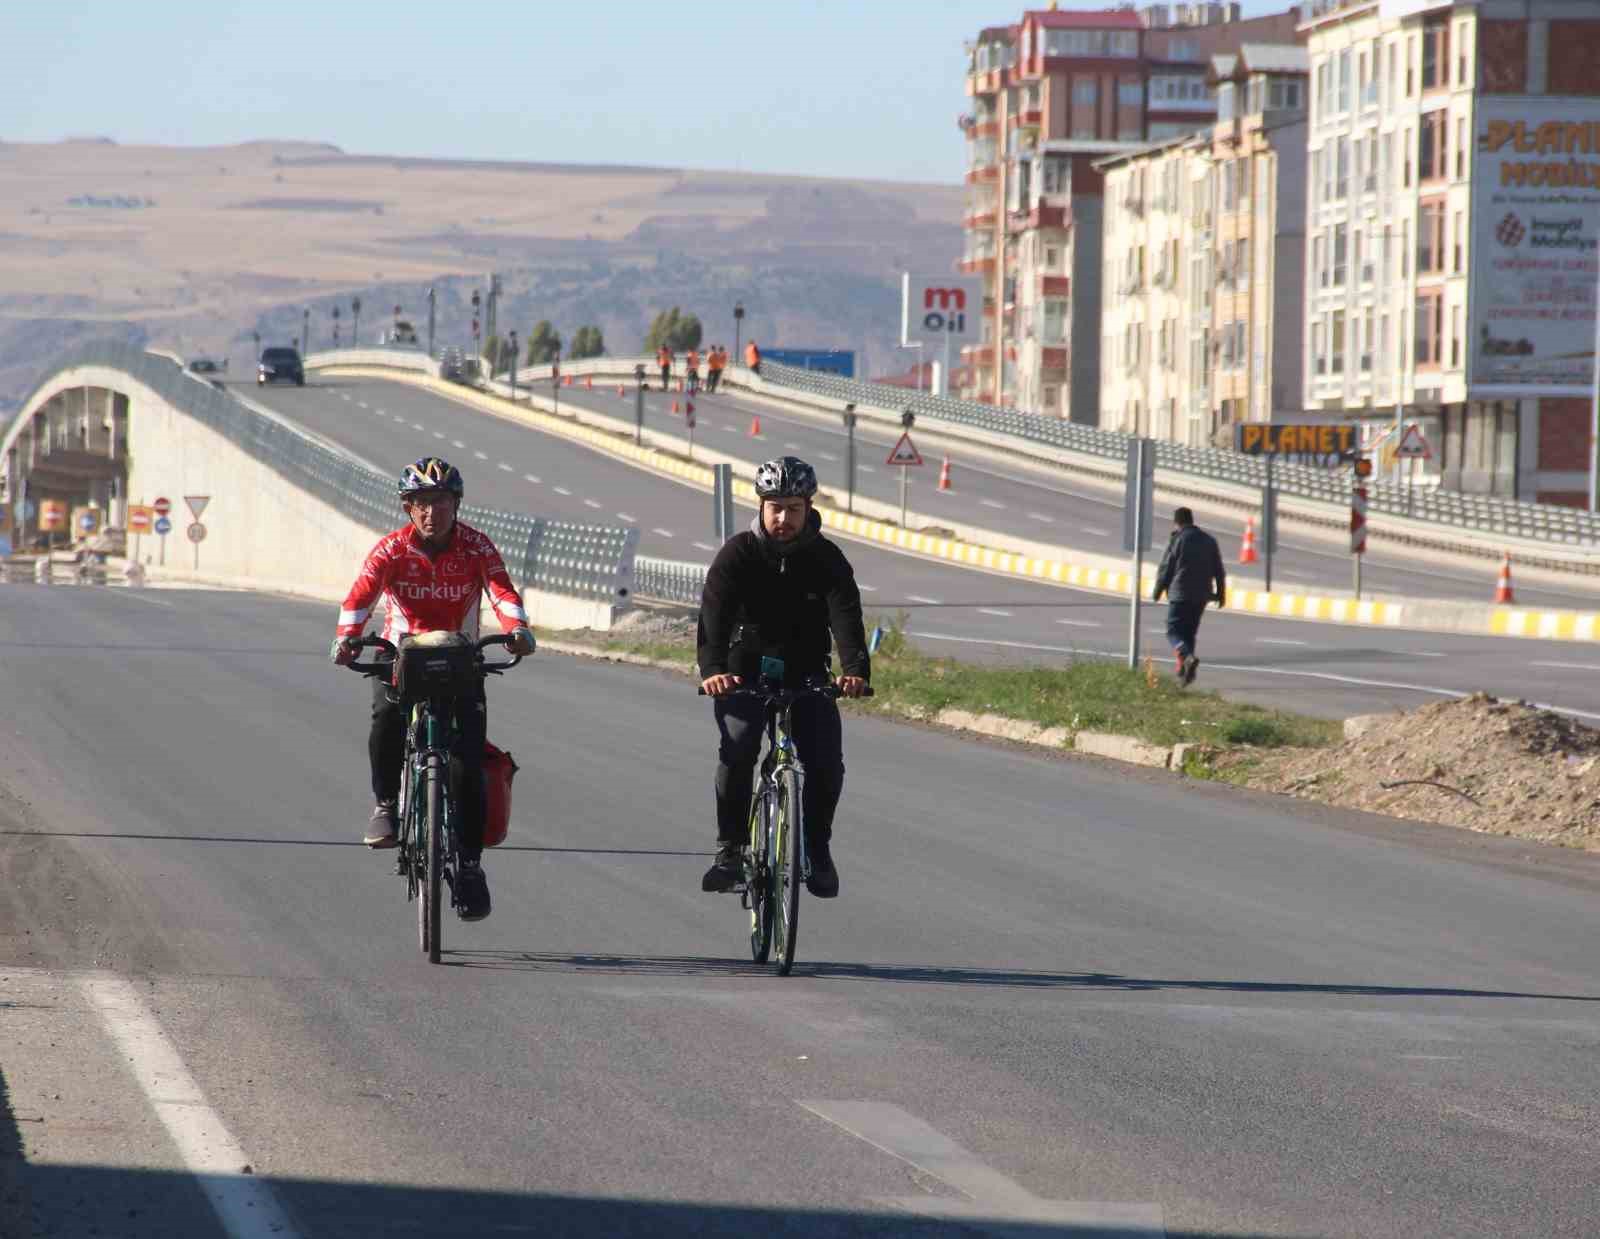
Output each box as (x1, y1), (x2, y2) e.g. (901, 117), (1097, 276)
(398, 699), (459, 903)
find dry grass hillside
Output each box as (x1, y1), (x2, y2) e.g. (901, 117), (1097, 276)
(0, 139), (962, 408)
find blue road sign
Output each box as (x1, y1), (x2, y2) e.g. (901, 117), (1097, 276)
(154, 516), (173, 536)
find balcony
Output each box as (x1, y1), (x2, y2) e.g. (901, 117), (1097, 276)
(1040, 275), (1071, 297)
(962, 344), (997, 366)
(1018, 108), (1043, 128)
(964, 209), (998, 229)
(965, 163), (1000, 185)
(959, 256), (997, 275)
(971, 119), (1002, 140)
(1024, 203), (1069, 230)
(1042, 347), (1069, 372)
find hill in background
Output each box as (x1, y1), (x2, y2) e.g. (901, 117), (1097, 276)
(0, 140), (962, 407)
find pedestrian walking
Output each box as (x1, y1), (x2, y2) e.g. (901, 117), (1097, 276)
(745, 340), (761, 376)
(686, 347), (701, 395)
(658, 345), (673, 392)
(706, 345), (725, 393)
(1151, 507), (1226, 686)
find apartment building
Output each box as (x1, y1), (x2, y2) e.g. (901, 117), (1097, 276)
(960, 2), (1301, 422)
(1099, 45), (1309, 445)
(1301, 0), (1600, 502)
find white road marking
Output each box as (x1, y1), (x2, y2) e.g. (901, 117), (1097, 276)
(817, 451), (839, 462)
(1027, 512), (1055, 523)
(584, 499), (603, 509)
(433, 431), (445, 439)
(524, 474), (541, 484)
(473, 450), (488, 460)
(1080, 525), (1110, 536)
(1531, 660), (1600, 672)
(452, 439), (466, 449)
(1056, 618), (1101, 628)
(107, 589), (177, 608)
(798, 1101), (1163, 1234)
(859, 465), (877, 474)
(80, 973), (305, 1239)
(693, 541), (718, 552)
(720, 425), (739, 433)
(1256, 637), (1310, 646)
(412, 422), (426, 431)
(617, 512), (637, 523)
(341, 393), (351, 400)
(553, 486), (572, 496)
(907, 594), (943, 605)
(784, 441), (803, 450)
(498, 462), (513, 472)
(651, 527), (676, 538)
(357, 401), (368, 409)
(979, 499), (1006, 510)
(859, 583), (878, 592)
(978, 608), (1014, 618)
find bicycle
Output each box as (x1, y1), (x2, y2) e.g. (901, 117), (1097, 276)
(347, 631), (525, 963)
(702, 663), (871, 976)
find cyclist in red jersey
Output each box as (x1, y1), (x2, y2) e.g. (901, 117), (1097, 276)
(331, 457), (535, 921)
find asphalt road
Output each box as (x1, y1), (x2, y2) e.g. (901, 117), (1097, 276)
(3, 585), (1599, 1238)
(244, 376), (1600, 724)
(539, 375), (1600, 611)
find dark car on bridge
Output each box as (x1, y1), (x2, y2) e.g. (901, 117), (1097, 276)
(257, 347), (305, 387)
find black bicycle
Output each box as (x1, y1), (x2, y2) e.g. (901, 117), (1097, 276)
(702, 670), (870, 975)
(348, 631), (524, 963)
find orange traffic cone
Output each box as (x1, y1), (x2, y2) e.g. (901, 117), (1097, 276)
(938, 457), (952, 491)
(670, 400), (680, 414)
(1495, 552), (1515, 604)
(1239, 516), (1259, 565)
(563, 374), (573, 387)
(748, 415), (761, 436)
(677, 379), (684, 393)
(584, 376), (593, 391)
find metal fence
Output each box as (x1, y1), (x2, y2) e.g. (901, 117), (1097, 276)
(633, 556), (709, 606)
(14, 340), (637, 602)
(760, 361), (1600, 547)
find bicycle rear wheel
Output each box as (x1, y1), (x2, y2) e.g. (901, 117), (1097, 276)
(421, 756), (443, 964)
(774, 768), (802, 976)
(748, 789), (773, 964)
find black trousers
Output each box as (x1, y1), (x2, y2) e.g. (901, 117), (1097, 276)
(371, 677), (489, 860)
(659, 365), (670, 389)
(714, 695), (843, 849)
(1164, 599), (1208, 660)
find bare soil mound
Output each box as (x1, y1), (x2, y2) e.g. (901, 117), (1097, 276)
(1216, 693), (1600, 851)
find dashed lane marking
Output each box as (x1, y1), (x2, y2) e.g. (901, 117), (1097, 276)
(1256, 637), (1310, 646)
(584, 499), (602, 509)
(1056, 618), (1100, 629)
(652, 527), (676, 538)
(693, 541), (717, 552)
(1028, 512), (1055, 523)
(818, 451), (839, 462)
(498, 462), (513, 471)
(980, 499), (1006, 510)
(617, 512), (637, 523)
(978, 608), (1014, 617)
(907, 594), (942, 605)
(433, 431), (445, 439)
(452, 439), (466, 449)
(553, 486), (572, 496)
(859, 465), (877, 474)
(412, 422), (426, 431)
(473, 450), (488, 460)
(524, 474), (542, 484)
(1531, 660), (1600, 671)
(1081, 525), (1110, 536)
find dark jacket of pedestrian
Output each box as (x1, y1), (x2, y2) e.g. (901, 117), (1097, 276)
(697, 510), (869, 685)
(1153, 524), (1226, 606)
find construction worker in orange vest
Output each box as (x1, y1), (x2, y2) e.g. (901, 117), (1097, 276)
(706, 345), (725, 393)
(657, 345), (673, 392)
(745, 340), (761, 376)
(686, 347), (701, 395)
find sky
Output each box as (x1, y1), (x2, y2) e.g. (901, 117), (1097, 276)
(4, 1), (1287, 185)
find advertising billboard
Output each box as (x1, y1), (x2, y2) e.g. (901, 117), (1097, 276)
(1468, 97), (1600, 396)
(901, 274), (984, 347)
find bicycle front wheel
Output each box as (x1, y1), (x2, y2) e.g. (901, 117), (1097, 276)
(421, 756), (444, 964)
(748, 789), (773, 964)
(774, 768), (802, 976)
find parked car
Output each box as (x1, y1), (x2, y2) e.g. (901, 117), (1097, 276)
(188, 357), (223, 374)
(258, 346), (305, 386)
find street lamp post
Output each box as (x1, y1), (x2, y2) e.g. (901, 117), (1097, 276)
(552, 346), (562, 420)
(427, 286), (436, 359)
(733, 301), (745, 361)
(898, 409), (916, 527)
(302, 307), (310, 355)
(470, 291), (481, 358)
(332, 305), (341, 347)
(842, 403), (858, 514)
(352, 297), (362, 348)
(634, 363), (647, 446)
(508, 331), (518, 400)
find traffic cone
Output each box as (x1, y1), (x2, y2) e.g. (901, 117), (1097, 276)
(1239, 516), (1259, 565)
(1495, 552), (1515, 604)
(584, 376), (593, 391)
(670, 400), (680, 414)
(563, 374), (572, 387)
(748, 415), (761, 436)
(938, 457), (952, 491)
(677, 379), (684, 393)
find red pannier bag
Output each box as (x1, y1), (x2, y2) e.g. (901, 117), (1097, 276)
(481, 741), (520, 847)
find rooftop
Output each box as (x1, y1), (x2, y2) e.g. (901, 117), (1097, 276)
(1026, 8), (1146, 30)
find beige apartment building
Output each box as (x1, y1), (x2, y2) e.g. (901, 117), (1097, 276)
(960, 2), (1301, 422)
(1301, 0), (1600, 502)
(1098, 45), (1310, 445)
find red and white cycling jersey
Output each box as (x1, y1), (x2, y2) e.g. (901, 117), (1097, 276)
(336, 522), (528, 643)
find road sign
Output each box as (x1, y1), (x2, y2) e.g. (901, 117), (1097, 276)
(128, 506), (154, 535)
(1235, 423), (1358, 457)
(886, 432), (924, 467)
(76, 509), (99, 534)
(186, 522), (207, 544)
(154, 516), (173, 536)
(153, 497), (172, 517)
(1395, 424), (1433, 460)
(184, 495), (210, 520)
(39, 499), (67, 531)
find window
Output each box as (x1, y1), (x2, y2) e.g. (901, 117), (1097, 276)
(1331, 309), (1346, 374)
(1454, 116), (1467, 180)
(1419, 111), (1447, 181)
(1042, 298), (1067, 344)
(1313, 234), (1326, 289)
(1406, 34), (1417, 96)
(1218, 82), (1237, 122)
(1363, 136), (1377, 191)
(1401, 220), (1410, 278)
(1338, 49), (1351, 113)
(1045, 245), (1060, 270)
(1247, 76), (1264, 116)
(1450, 304), (1462, 368)
(1235, 237), (1251, 285)
(1380, 225), (1392, 286)
(1359, 314), (1372, 371)
(1402, 127), (1412, 187)
(1335, 137), (1349, 199)
(1381, 132), (1392, 195)
(1042, 156), (1069, 195)
(1310, 148), (1322, 208)
(1379, 313), (1390, 371)
(1418, 201), (1445, 273)
(1072, 79), (1099, 139)
(1332, 224), (1348, 286)
(1456, 22), (1471, 86)
(1390, 38), (1401, 104)
(1453, 210), (1465, 273)
(1421, 20), (1448, 91)
(1118, 81), (1143, 108)
(1269, 78), (1302, 111)
(1046, 29), (1137, 58)
(1414, 292), (1443, 365)
(1354, 228), (1366, 281)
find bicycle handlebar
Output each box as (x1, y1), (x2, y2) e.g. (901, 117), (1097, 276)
(345, 632), (527, 678)
(697, 679), (873, 701)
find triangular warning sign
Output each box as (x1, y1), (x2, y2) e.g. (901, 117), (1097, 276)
(886, 432), (924, 467)
(184, 495), (211, 520)
(1395, 424), (1432, 460)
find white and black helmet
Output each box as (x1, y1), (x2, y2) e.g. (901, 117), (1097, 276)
(754, 456), (818, 500)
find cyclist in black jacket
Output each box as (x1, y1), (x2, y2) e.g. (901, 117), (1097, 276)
(697, 456), (870, 899)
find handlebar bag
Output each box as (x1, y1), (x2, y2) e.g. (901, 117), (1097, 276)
(481, 742), (520, 847)
(394, 631), (477, 703)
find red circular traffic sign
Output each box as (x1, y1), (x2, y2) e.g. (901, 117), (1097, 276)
(153, 497), (172, 516)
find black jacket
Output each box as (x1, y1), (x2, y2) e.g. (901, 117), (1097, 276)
(697, 511), (869, 684)
(1153, 525), (1226, 605)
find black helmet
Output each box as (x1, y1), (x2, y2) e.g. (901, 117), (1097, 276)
(398, 456), (464, 499)
(754, 456), (818, 500)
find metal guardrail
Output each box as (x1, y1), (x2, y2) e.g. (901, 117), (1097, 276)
(759, 361), (1600, 548)
(633, 556), (709, 606)
(14, 340), (637, 603)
